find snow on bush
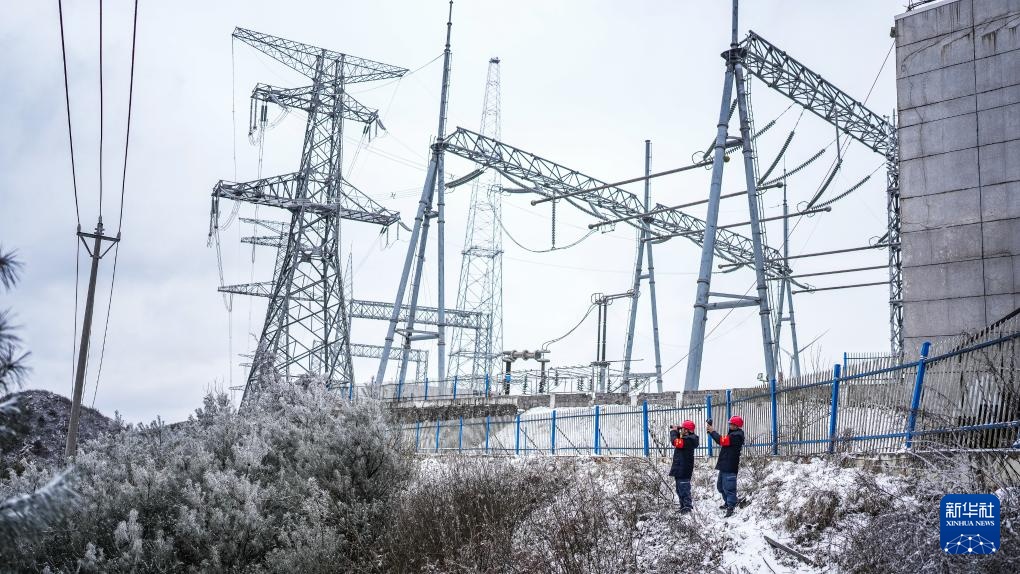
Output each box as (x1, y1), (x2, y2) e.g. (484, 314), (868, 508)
(0, 384), (410, 572)
(4, 380), (1019, 573)
(835, 451), (1020, 574)
(397, 455), (729, 573)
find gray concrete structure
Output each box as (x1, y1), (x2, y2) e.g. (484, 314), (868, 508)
(896, 0), (1020, 351)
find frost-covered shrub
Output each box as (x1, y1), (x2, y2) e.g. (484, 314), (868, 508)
(0, 384), (408, 572)
(385, 456), (725, 574)
(384, 456), (563, 572)
(512, 458), (727, 574)
(784, 489), (840, 537)
(837, 452), (1020, 574)
(514, 463), (620, 574)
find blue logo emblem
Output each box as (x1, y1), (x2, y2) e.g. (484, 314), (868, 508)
(940, 494), (1000, 555)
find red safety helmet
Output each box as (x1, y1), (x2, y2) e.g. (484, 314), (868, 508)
(681, 420), (696, 431)
(729, 415), (744, 428)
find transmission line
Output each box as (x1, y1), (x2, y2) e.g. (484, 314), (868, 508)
(541, 304), (597, 350)
(114, 0), (139, 233)
(91, 0), (141, 408)
(57, 0), (81, 226)
(99, 0), (105, 217)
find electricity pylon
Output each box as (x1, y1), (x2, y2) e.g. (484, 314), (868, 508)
(683, 0), (777, 392)
(376, 1), (455, 392)
(212, 28), (407, 402)
(448, 57), (504, 389)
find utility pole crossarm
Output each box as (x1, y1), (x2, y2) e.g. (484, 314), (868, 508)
(240, 235), (287, 248)
(238, 217), (288, 234)
(233, 28), (408, 82)
(442, 127), (788, 276)
(252, 84), (380, 124)
(350, 342), (427, 363)
(741, 31), (895, 156)
(213, 173), (400, 226)
(218, 281), (486, 330)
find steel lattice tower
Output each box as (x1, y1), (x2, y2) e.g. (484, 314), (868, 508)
(212, 29), (407, 401)
(448, 58), (504, 387)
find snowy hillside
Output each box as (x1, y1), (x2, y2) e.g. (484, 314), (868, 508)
(412, 453), (1019, 573)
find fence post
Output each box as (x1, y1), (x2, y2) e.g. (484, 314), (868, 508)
(515, 413), (521, 455)
(453, 375), (458, 399)
(434, 420), (441, 453)
(706, 394), (714, 458)
(770, 379), (779, 455)
(484, 415), (491, 454)
(424, 376), (430, 401)
(828, 364), (842, 454)
(594, 405), (601, 455)
(551, 410), (557, 455)
(348, 381), (354, 401)
(415, 421), (421, 453)
(725, 389), (732, 422)
(642, 400), (650, 457)
(397, 377), (404, 401)
(458, 416), (463, 453)
(905, 341), (932, 450)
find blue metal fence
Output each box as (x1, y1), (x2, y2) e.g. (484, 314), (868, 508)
(403, 318), (1020, 457)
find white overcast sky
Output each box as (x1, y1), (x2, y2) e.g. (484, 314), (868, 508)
(1, 1), (913, 423)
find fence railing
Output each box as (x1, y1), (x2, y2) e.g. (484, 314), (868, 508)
(400, 316), (1020, 457)
(342, 364), (658, 403)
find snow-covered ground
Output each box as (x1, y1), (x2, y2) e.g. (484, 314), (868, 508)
(411, 452), (1017, 573)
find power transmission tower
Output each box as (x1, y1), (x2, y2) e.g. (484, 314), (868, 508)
(448, 57), (504, 390)
(376, 1), (455, 392)
(621, 140), (664, 394)
(212, 28), (407, 402)
(684, 0), (777, 392)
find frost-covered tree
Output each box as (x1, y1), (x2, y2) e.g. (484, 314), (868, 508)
(0, 247), (29, 391)
(0, 246), (72, 552)
(1, 383), (409, 572)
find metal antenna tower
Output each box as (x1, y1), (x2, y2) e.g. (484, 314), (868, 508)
(684, 0), (777, 392)
(448, 57), (504, 388)
(621, 140), (664, 393)
(212, 28), (407, 401)
(376, 1), (455, 389)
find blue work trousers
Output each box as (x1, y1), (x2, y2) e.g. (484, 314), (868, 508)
(716, 471), (738, 508)
(674, 477), (692, 509)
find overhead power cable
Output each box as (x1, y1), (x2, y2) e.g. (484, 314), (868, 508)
(661, 281), (757, 376)
(70, 239), (81, 397)
(115, 0), (139, 233)
(99, 0), (105, 217)
(90, 245), (119, 407)
(57, 0), (81, 225)
(865, 40), (895, 105)
(91, 0), (141, 407)
(541, 304), (597, 350)
(496, 209), (595, 254)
